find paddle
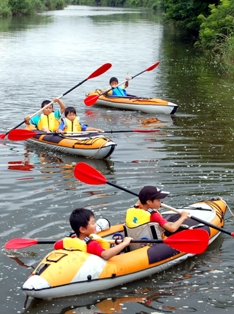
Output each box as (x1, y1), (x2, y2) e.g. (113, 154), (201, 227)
(6, 128), (161, 141)
(0, 63), (112, 140)
(62, 129), (160, 134)
(4, 229), (208, 254)
(84, 61), (160, 107)
(7, 129), (38, 141)
(74, 162), (233, 237)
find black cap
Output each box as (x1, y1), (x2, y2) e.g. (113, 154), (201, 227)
(139, 186), (169, 204)
(109, 77), (118, 84)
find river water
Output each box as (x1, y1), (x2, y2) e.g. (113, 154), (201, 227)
(1, 5), (234, 314)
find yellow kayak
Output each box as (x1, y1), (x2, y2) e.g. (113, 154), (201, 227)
(22, 197), (226, 299)
(25, 127), (116, 159)
(86, 90), (178, 114)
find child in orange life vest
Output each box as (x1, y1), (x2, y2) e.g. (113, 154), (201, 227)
(24, 98), (66, 132)
(107, 77), (130, 97)
(55, 208), (132, 260)
(138, 186), (190, 233)
(58, 107), (103, 133)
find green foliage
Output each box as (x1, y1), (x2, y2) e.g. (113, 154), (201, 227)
(45, 0), (66, 10)
(161, 0), (234, 72)
(162, 0), (220, 34)
(32, 0), (46, 11)
(197, 0), (234, 50)
(0, 0), (12, 17)
(223, 36), (234, 72)
(196, 0), (234, 72)
(151, 0), (164, 11)
(0, 0), (68, 17)
(8, 0), (34, 15)
(217, 36), (234, 73)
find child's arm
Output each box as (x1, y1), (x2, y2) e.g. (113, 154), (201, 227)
(53, 97), (66, 114)
(24, 116), (39, 127)
(124, 77), (130, 88)
(162, 211), (190, 233)
(86, 126), (103, 132)
(24, 116), (31, 125)
(101, 237), (132, 260)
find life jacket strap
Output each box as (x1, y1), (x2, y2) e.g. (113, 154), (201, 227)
(83, 236), (92, 244)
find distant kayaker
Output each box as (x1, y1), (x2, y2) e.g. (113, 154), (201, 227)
(107, 76), (130, 97)
(54, 208), (132, 260)
(126, 186), (190, 234)
(24, 98), (66, 132)
(58, 106), (103, 133)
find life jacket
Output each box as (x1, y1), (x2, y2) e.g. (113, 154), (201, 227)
(55, 234), (111, 252)
(124, 208), (165, 251)
(63, 117), (82, 132)
(37, 113), (60, 132)
(112, 86), (127, 97)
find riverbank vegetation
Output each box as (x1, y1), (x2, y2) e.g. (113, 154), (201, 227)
(0, 0), (69, 17)
(161, 0), (234, 73)
(1, 0), (233, 72)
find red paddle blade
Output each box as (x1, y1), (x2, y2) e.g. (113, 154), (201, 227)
(87, 63), (112, 79)
(164, 229), (209, 254)
(8, 129), (37, 141)
(0, 133), (6, 139)
(4, 238), (38, 250)
(74, 162), (107, 185)
(146, 61), (160, 72)
(84, 94), (99, 106)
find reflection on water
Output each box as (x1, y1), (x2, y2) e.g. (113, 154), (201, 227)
(23, 291), (161, 314)
(8, 160), (34, 172)
(24, 143), (115, 172)
(0, 15), (52, 33)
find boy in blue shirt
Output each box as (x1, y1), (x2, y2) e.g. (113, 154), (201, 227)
(108, 77), (130, 96)
(24, 98), (66, 132)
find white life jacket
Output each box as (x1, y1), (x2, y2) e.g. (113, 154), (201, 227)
(124, 207), (165, 251)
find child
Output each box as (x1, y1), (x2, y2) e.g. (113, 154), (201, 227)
(58, 107), (103, 133)
(137, 186), (190, 233)
(24, 98), (66, 132)
(108, 77), (130, 97)
(55, 208), (132, 260)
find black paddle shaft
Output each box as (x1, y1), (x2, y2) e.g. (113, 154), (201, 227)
(107, 182), (138, 197)
(107, 181), (233, 237)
